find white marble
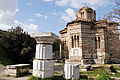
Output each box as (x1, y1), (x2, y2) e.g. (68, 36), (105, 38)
(33, 70), (54, 78)
(64, 63), (79, 80)
(35, 44), (52, 59)
(33, 60), (54, 71)
(80, 69), (87, 72)
(31, 32), (58, 78)
(30, 32), (58, 44)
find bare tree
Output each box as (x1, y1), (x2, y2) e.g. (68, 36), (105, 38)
(106, 0), (120, 24)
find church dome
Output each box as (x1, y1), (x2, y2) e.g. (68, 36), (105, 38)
(76, 6), (96, 20)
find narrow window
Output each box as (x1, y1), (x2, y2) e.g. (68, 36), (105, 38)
(62, 41), (64, 50)
(74, 35), (76, 48)
(77, 35), (79, 48)
(95, 37), (97, 49)
(72, 36), (74, 48)
(98, 37), (100, 49)
(81, 12), (82, 18)
(83, 12), (84, 18)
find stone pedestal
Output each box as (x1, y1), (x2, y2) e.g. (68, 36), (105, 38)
(64, 63), (79, 80)
(31, 32), (58, 78)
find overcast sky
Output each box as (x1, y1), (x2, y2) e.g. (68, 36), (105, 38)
(0, 0), (116, 35)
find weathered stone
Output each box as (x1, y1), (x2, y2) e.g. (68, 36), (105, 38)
(31, 32), (58, 44)
(33, 60), (54, 71)
(33, 70), (54, 78)
(80, 69), (87, 72)
(31, 32), (58, 78)
(5, 64), (30, 76)
(64, 63), (79, 80)
(35, 44), (52, 59)
(59, 6), (120, 64)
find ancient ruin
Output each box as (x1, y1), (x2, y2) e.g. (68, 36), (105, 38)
(31, 32), (58, 78)
(64, 63), (79, 80)
(60, 6), (120, 64)
(5, 64), (30, 76)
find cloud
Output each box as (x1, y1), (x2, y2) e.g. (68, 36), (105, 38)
(35, 13), (48, 19)
(27, 3), (32, 6)
(55, 0), (111, 9)
(53, 10), (57, 16)
(35, 13), (43, 17)
(44, 16), (48, 19)
(28, 19), (35, 22)
(61, 8), (76, 22)
(0, 0), (38, 33)
(14, 20), (38, 33)
(43, 0), (53, 2)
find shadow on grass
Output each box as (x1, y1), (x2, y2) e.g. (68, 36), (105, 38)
(15, 71), (32, 78)
(80, 75), (88, 80)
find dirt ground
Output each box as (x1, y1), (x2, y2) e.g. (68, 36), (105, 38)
(0, 63), (64, 80)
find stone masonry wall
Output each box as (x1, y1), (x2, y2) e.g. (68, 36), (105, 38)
(106, 23), (120, 63)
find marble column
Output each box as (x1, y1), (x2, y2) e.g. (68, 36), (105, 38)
(31, 32), (58, 78)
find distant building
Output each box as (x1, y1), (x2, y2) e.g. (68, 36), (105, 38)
(59, 6), (120, 64)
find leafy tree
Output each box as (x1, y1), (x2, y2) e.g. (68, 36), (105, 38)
(53, 39), (61, 52)
(0, 27), (36, 64)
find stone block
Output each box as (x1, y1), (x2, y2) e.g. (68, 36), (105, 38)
(35, 44), (52, 59)
(33, 70), (54, 78)
(33, 60), (54, 71)
(64, 63), (79, 80)
(30, 32), (58, 44)
(5, 64), (30, 76)
(5, 69), (17, 76)
(80, 69), (87, 72)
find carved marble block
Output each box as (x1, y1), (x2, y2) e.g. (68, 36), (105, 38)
(33, 60), (54, 71)
(35, 44), (52, 59)
(64, 63), (79, 80)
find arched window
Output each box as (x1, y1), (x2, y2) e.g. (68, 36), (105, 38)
(81, 12), (82, 18)
(83, 12), (84, 18)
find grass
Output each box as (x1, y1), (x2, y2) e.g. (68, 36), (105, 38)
(28, 75), (66, 80)
(80, 64), (120, 80)
(80, 70), (112, 80)
(0, 55), (13, 66)
(54, 72), (61, 75)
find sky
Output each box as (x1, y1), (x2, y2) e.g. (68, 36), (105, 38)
(0, 0), (116, 35)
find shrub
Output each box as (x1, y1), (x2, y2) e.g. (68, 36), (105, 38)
(110, 66), (117, 73)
